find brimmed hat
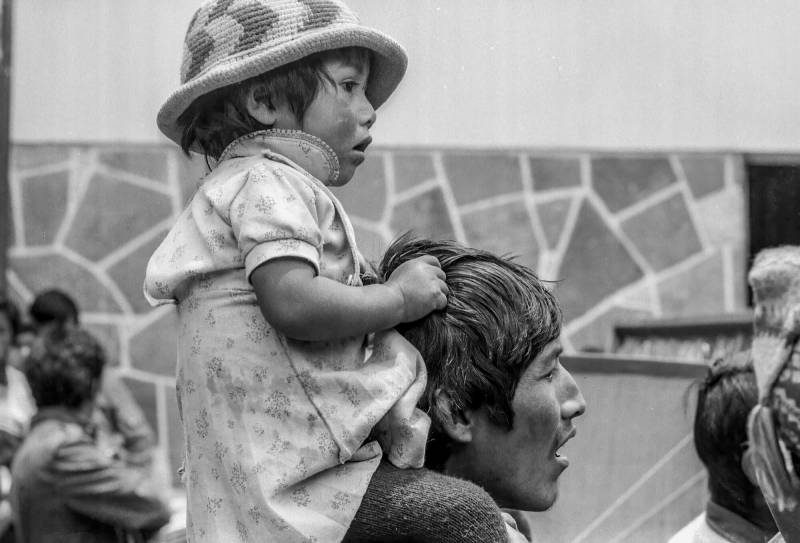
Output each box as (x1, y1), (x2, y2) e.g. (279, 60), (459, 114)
(157, 0), (407, 147)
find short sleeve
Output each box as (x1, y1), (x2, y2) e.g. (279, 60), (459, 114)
(230, 162), (323, 279)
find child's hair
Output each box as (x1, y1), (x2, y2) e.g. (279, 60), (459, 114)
(179, 47), (370, 161)
(25, 327), (106, 409)
(379, 235), (562, 470)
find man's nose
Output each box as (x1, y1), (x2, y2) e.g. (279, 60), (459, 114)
(561, 369), (586, 420)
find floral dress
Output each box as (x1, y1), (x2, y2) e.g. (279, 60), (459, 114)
(144, 130), (429, 543)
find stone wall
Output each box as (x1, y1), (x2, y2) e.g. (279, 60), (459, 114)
(4, 143), (746, 483)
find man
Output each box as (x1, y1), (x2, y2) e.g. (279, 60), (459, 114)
(669, 352), (777, 543)
(10, 326), (170, 542)
(348, 236), (586, 542)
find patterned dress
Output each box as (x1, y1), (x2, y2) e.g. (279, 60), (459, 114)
(144, 130), (429, 543)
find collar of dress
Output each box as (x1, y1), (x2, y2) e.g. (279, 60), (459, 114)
(217, 129), (340, 186)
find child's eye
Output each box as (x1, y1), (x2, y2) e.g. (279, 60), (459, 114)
(342, 81), (358, 93)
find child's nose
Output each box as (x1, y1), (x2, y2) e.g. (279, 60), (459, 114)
(361, 100), (376, 128)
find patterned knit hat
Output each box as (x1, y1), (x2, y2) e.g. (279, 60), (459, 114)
(747, 245), (800, 511)
(157, 0), (407, 147)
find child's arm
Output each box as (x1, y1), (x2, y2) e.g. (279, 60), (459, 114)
(251, 255), (447, 342)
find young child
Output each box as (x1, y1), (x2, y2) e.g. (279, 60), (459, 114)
(144, 1), (449, 541)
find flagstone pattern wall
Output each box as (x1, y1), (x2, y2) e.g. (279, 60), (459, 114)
(4, 144), (746, 488)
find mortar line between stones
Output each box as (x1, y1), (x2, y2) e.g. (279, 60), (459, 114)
(586, 189), (654, 277)
(551, 193), (582, 278)
(670, 154), (711, 252)
(8, 169), (24, 248)
(457, 191), (526, 215)
(54, 148), (93, 246)
(5, 269), (32, 302)
(432, 152), (466, 244)
(519, 153), (549, 255)
(392, 178), (440, 204)
(562, 277), (649, 338)
(94, 164), (173, 195)
(59, 245), (135, 315)
(611, 182), (682, 225)
(96, 217), (174, 271)
(722, 244), (735, 312)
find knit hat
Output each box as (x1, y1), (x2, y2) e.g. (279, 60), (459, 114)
(157, 0), (407, 148)
(747, 245), (800, 511)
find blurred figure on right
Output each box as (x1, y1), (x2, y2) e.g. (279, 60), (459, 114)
(669, 352), (777, 543)
(747, 246), (800, 543)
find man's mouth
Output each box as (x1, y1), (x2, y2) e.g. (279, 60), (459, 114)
(353, 136), (372, 153)
(554, 428), (577, 460)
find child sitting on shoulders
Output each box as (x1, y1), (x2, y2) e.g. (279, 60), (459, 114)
(144, 1), (459, 541)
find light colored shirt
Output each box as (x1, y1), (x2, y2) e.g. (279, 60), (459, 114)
(668, 501), (776, 543)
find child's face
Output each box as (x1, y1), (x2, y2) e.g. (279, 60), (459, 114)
(275, 57), (375, 185)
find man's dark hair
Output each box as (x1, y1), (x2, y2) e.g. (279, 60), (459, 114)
(29, 289), (80, 328)
(25, 327), (106, 409)
(379, 235), (562, 469)
(0, 297), (21, 338)
(179, 47), (371, 161)
(693, 351), (759, 515)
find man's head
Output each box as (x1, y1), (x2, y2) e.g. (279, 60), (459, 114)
(160, 0), (407, 161)
(693, 352), (774, 524)
(25, 327), (106, 410)
(379, 236), (586, 511)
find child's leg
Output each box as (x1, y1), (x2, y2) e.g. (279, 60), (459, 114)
(343, 460), (508, 543)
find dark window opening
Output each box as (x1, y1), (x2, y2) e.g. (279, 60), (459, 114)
(747, 159), (800, 304)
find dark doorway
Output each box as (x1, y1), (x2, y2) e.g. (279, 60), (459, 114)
(747, 159), (800, 303)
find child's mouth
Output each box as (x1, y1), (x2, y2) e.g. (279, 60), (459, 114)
(353, 137), (372, 153)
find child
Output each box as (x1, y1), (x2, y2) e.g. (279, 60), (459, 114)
(144, 1), (450, 541)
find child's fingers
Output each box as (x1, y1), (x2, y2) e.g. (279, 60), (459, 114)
(415, 255), (442, 268)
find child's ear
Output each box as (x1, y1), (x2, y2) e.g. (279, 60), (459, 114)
(434, 389), (474, 444)
(245, 84), (280, 126)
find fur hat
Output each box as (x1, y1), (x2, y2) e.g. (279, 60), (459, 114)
(157, 0), (407, 147)
(747, 245), (800, 511)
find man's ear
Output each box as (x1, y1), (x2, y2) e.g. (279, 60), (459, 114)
(741, 446), (761, 488)
(245, 84), (279, 126)
(433, 389), (474, 444)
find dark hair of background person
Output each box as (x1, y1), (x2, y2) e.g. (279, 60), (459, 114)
(29, 289), (79, 328)
(378, 234), (562, 471)
(179, 47), (371, 162)
(24, 327), (105, 409)
(692, 353), (760, 516)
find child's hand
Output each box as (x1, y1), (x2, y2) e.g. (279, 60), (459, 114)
(385, 255), (448, 322)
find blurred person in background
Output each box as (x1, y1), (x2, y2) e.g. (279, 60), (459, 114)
(29, 289), (155, 468)
(746, 247), (800, 543)
(10, 326), (170, 542)
(668, 352), (777, 543)
(0, 298), (35, 543)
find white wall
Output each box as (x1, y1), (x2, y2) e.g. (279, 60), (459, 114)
(12, 0), (800, 151)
